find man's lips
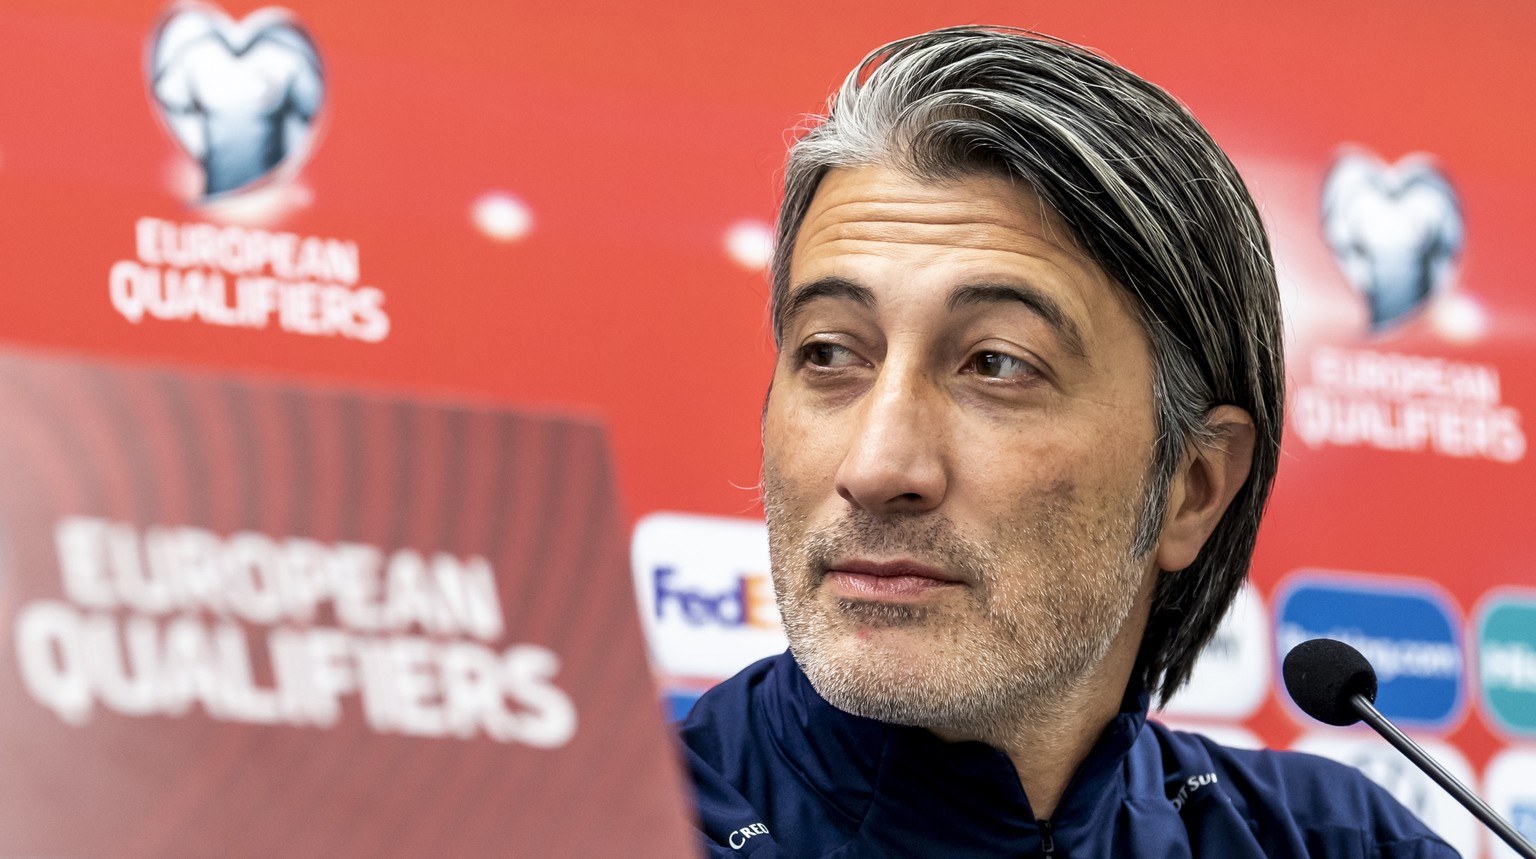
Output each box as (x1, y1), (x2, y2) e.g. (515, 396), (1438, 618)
(823, 559), (964, 600)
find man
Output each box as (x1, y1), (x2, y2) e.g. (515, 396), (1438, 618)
(681, 26), (1457, 858)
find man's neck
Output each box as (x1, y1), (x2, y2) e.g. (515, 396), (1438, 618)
(1001, 676), (1129, 819)
(929, 661), (1131, 820)
(926, 578), (1154, 820)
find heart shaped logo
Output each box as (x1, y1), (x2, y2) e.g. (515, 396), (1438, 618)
(146, 3), (325, 199)
(1321, 147), (1463, 331)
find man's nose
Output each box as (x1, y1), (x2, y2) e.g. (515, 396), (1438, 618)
(833, 367), (948, 514)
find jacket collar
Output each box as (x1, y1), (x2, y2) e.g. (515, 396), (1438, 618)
(760, 652), (1150, 840)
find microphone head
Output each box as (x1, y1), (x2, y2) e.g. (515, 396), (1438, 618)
(1283, 638), (1377, 727)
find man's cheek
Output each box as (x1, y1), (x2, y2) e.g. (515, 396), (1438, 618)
(763, 456), (831, 515)
(767, 387), (846, 449)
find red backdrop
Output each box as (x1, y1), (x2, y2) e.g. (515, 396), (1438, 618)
(2, 2), (1534, 856)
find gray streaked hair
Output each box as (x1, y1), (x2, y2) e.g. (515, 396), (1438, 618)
(768, 26), (1284, 705)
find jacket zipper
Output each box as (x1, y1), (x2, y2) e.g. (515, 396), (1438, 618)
(1038, 819), (1056, 858)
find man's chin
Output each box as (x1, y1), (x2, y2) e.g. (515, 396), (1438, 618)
(828, 596), (937, 629)
(794, 638), (984, 730)
(792, 593), (962, 662)
(804, 619), (957, 684)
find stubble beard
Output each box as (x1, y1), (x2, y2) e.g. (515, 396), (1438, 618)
(763, 466), (1152, 742)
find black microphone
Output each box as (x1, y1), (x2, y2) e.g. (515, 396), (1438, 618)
(1283, 638), (1536, 859)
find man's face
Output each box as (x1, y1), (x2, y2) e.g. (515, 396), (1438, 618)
(763, 165), (1165, 734)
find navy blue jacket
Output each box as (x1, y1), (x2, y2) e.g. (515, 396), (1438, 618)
(681, 652), (1458, 858)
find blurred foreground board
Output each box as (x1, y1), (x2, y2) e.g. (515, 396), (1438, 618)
(0, 347), (693, 859)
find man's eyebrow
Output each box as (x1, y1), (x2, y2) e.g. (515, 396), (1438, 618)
(780, 276), (876, 329)
(947, 282), (1087, 359)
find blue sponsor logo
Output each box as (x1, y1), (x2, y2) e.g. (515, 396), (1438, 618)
(1277, 573), (1464, 728)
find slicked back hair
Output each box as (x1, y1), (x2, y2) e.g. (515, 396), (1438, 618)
(768, 27), (1284, 705)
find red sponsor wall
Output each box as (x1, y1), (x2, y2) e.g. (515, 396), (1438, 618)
(1, 1), (1534, 856)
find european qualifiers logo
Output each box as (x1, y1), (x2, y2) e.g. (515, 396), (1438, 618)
(109, 217), (389, 341)
(1291, 146), (1524, 463)
(147, 3), (323, 199)
(1290, 346), (1525, 462)
(116, 4), (391, 342)
(1321, 148), (1463, 332)
(14, 517), (577, 747)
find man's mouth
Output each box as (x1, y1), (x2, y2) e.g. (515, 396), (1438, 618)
(822, 558), (965, 601)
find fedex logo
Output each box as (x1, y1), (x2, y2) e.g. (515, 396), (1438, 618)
(630, 513), (789, 681)
(653, 566), (779, 630)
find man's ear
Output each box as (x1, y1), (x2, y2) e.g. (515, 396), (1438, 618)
(1154, 405), (1256, 572)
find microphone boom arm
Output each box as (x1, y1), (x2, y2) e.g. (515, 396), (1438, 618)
(1351, 692), (1536, 859)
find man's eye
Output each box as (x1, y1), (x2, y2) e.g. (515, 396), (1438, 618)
(800, 342), (857, 368)
(968, 351), (1035, 380)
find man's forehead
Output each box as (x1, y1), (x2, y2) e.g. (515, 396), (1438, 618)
(791, 165), (1084, 256)
(780, 165), (1127, 346)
